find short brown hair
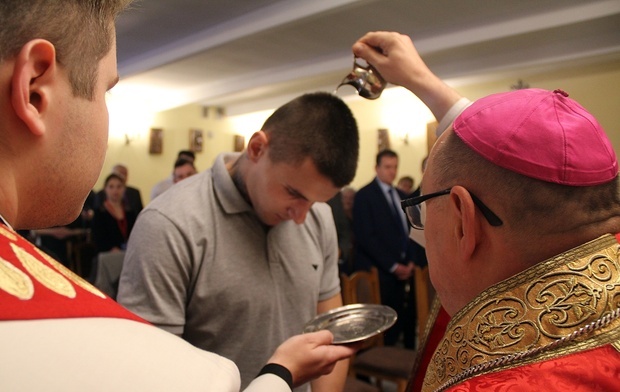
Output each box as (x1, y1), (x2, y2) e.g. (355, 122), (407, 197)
(0, 0), (132, 100)
(376, 149), (397, 166)
(262, 92), (359, 188)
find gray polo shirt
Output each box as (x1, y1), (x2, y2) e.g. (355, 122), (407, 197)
(118, 153), (340, 390)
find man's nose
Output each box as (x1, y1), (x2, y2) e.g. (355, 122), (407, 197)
(289, 200), (312, 224)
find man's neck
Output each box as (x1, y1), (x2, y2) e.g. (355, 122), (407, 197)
(376, 177), (393, 190)
(227, 154), (251, 206)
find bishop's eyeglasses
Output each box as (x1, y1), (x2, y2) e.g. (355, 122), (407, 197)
(400, 188), (503, 230)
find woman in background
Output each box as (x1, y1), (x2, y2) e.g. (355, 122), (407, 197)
(92, 173), (137, 253)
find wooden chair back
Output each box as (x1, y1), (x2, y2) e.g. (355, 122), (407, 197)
(339, 265), (435, 392)
(340, 267), (381, 305)
(340, 267), (383, 348)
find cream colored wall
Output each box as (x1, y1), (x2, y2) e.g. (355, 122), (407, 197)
(97, 63), (620, 204)
(343, 90), (435, 191)
(96, 105), (259, 203)
(454, 64), (620, 155)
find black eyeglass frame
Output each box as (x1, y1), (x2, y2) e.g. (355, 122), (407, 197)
(400, 187), (503, 229)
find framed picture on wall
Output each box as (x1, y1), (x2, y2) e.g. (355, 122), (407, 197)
(234, 135), (245, 152)
(189, 129), (203, 152)
(149, 128), (163, 154)
(378, 128), (390, 151)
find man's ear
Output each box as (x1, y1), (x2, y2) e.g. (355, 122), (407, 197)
(246, 131), (268, 162)
(11, 39), (58, 136)
(449, 186), (479, 261)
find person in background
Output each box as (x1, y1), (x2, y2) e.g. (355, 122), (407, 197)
(353, 31), (620, 391)
(410, 156), (428, 198)
(118, 92), (360, 392)
(407, 156), (430, 262)
(353, 149), (419, 348)
(396, 175), (415, 196)
(342, 187), (355, 217)
(95, 164), (144, 216)
(402, 158), (429, 350)
(113, 163), (144, 213)
(327, 186), (356, 274)
(25, 190), (96, 268)
(94, 163), (143, 214)
(91, 173), (137, 254)
(173, 157), (197, 184)
(151, 149), (196, 200)
(0, 1), (355, 391)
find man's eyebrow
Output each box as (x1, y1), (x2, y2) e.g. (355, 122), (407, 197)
(286, 185), (309, 201)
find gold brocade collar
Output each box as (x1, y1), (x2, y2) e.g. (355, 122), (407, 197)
(423, 234), (620, 392)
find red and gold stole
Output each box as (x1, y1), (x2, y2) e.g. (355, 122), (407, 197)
(0, 224), (146, 323)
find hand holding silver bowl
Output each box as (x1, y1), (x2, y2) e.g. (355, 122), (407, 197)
(303, 303), (397, 344)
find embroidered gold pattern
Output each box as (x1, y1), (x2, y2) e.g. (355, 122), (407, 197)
(34, 248), (105, 299)
(0, 257), (34, 300)
(408, 297), (443, 385)
(0, 226), (104, 301)
(12, 243), (76, 299)
(424, 234), (620, 392)
(0, 225), (17, 241)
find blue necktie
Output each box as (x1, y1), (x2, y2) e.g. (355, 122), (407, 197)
(388, 188), (401, 218)
(389, 188), (409, 257)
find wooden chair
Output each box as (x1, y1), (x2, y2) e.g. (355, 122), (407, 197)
(340, 267), (432, 392)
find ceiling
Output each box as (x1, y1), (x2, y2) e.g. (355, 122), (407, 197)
(114, 0), (620, 115)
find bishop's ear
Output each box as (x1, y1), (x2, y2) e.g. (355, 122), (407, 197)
(449, 186), (479, 260)
(11, 39), (58, 136)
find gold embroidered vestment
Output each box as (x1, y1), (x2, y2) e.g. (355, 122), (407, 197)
(423, 234), (620, 392)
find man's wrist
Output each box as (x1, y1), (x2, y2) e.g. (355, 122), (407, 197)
(257, 363), (293, 390)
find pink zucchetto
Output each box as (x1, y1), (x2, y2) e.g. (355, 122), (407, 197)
(453, 88), (618, 186)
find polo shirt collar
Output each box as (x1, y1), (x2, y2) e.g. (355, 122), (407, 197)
(212, 152), (255, 215)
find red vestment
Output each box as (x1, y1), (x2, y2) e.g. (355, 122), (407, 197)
(411, 234), (620, 392)
(0, 224), (145, 323)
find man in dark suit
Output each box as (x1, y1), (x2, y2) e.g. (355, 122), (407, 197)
(353, 149), (419, 347)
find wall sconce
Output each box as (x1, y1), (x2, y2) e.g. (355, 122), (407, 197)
(107, 91), (155, 146)
(511, 79), (530, 90)
(401, 132), (410, 145)
(124, 129), (139, 145)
